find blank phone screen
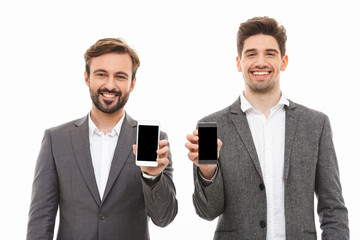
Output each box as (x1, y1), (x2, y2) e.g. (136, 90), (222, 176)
(137, 125), (159, 161)
(198, 126), (217, 161)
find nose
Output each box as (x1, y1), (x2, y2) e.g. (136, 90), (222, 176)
(254, 54), (267, 68)
(104, 76), (117, 90)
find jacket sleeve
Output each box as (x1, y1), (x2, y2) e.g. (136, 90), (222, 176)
(192, 161), (225, 221)
(141, 131), (178, 227)
(27, 130), (59, 240)
(315, 116), (349, 239)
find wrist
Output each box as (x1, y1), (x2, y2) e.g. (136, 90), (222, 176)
(141, 171), (159, 180)
(199, 166), (217, 180)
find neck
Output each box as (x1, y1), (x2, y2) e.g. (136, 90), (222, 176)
(90, 105), (125, 134)
(243, 87), (281, 118)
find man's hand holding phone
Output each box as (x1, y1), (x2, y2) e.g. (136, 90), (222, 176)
(134, 120), (170, 178)
(185, 129), (222, 180)
(133, 139), (170, 177)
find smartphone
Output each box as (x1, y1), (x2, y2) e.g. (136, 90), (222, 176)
(136, 120), (160, 167)
(197, 122), (218, 164)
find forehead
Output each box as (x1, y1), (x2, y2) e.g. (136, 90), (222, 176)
(89, 53), (133, 73)
(242, 34), (280, 53)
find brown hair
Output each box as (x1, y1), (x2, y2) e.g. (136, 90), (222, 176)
(237, 17), (287, 58)
(84, 38), (140, 81)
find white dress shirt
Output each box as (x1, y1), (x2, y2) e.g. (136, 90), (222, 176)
(88, 114), (125, 200)
(240, 93), (289, 240)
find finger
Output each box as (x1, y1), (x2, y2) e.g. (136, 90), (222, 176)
(132, 144), (137, 155)
(158, 139), (168, 148)
(185, 142), (198, 152)
(217, 139), (223, 151)
(157, 157), (169, 167)
(188, 151), (199, 161)
(186, 133), (198, 143)
(193, 129), (198, 136)
(157, 145), (169, 158)
(217, 139), (222, 158)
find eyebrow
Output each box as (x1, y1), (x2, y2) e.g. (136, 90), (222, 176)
(266, 49), (279, 54)
(244, 48), (279, 54)
(93, 69), (129, 77)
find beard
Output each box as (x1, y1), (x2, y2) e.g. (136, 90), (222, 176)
(90, 87), (129, 114)
(245, 67), (277, 93)
(246, 79), (276, 93)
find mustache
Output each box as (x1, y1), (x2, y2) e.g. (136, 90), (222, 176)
(249, 65), (273, 71)
(97, 88), (122, 96)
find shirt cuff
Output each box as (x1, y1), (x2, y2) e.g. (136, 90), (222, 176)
(198, 166), (218, 185)
(142, 171), (160, 181)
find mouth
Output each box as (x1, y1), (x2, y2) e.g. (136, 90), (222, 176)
(98, 89), (122, 102)
(249, 70), (272, 79)
(101, 93), (117, 98)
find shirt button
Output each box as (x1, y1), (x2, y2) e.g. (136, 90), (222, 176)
(99, 213), (105, 220)
(259, 183), (265, 191)
(260, 220), (266, 228)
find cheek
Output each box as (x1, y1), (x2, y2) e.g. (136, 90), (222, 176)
(116, 82), (132, 93)
(241, 60), (253, 72)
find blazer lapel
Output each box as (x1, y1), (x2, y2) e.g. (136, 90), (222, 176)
(284, 100), (299, 181)
(102, 113), (137, 203)
(230, 97), (263, 179)
(71, 115), (102, 206)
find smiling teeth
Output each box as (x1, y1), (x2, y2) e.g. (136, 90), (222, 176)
(253, 72), (269, 75)
(103, 94), (116, 98)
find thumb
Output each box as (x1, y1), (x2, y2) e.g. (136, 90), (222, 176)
(217, 139), (223, 158)
(132, 144), (137, 155)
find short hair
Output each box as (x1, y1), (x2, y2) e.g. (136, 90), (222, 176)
(237, 17), (287, 58)
(84, 38), (140, 81)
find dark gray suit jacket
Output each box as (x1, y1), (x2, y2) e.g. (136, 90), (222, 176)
(27, 113), (178, 240)
(193, 97), (349, 240)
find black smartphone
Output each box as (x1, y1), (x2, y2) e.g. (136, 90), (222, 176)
(136, 120), (160, 167)
(197, 122), (218, 164)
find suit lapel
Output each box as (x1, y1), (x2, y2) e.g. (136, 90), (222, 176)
(284, 100), (299, 181)
(230, 97), (263, 179)
(102, 113), (137, 203)
(71, 115), (102, 206)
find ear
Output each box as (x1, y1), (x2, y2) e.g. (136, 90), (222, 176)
(130, 77), (136, 92)
(236, 56), (242, 72)
(84, 71), (90, 87)
(280, 55), (288, 71)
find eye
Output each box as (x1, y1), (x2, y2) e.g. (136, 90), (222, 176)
(116, 75), (127, 80)
(96, 73), (106, 77)
(266, 52), (277, 56)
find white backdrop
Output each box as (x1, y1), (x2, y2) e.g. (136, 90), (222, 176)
(1, 0), (359, 239)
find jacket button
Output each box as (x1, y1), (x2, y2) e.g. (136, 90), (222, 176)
(259, 183), (265, 191)
(260, 220), (266, 228)
(99, 213), (105, 220)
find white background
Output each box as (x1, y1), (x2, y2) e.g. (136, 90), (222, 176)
(1, 0), (359, 239)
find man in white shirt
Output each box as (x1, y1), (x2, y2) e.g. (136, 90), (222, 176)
(27, 38), (178, 240)
(185, 17), (349, 239)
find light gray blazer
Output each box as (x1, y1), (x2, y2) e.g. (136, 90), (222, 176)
(193, 97), (349, 240)
(27, 113), (178, 240)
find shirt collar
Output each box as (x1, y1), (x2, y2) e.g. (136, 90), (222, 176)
(88, 113), (125, 137)
(240, 92), (253, 113)
(240, 91), (289, 113)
